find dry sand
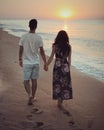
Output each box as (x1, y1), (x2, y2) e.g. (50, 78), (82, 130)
(0, 29), (104, 130)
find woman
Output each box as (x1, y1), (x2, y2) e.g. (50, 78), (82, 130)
(46, 30), (73, 108)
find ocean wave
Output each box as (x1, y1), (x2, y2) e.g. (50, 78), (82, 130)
(71, 37), (104, 53)
(73, 61), (104, 81)
(0, 23), (5, 28)
(71, 37), (104, 43)
(10, 28), (27, 33)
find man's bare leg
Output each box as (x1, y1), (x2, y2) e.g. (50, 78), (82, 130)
(24, 80), (33, 105)
(31, 79), (37, 99)
(24, 80), (31, 97)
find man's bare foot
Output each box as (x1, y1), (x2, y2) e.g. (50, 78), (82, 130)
(33, 97), (37, 101)
(28, 97), (33, 105)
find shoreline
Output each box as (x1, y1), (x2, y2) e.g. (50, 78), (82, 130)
(0, 29), (104, 130)
(1, 23), (104, 83)
(1, 28), (104, 83)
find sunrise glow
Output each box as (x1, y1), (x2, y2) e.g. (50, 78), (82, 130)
(0, 0), (104, 20)
(63, 24), (68, 32)
(59, 9), (72, 19)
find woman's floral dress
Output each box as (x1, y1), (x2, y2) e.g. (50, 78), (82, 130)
(53, 45), (73, 100)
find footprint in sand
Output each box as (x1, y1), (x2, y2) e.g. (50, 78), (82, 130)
(21, 121), (44, 129)
(26, 114), (33, 120)
(31, 107), (43, 114)
(69, 120), (75, 126)
(0, 113), (6, 120)
(33, 122), (44, 128)
(68, 121), (84, 130)
(26, 107), (43, 120)
(59, 107), (72, 117)
(63, 110), (71, 117)
(60, 108), (84, 130)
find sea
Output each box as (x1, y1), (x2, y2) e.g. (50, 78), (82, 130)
(0, 19), (104, 82)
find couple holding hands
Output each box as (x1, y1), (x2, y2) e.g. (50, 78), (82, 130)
(19, 19), (72, 107)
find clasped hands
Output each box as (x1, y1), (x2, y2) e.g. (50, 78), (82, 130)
(44, 63), (48, 71)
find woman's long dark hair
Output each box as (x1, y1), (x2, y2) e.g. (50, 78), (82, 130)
(54, 30), (71, 57)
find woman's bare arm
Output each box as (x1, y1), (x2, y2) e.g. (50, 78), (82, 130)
(47, 45), (55, 66)
(68, 45), (72, 68)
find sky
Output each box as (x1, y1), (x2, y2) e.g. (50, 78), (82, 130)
(0, 0), (104, 20)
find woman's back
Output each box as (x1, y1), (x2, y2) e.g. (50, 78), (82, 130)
(54, 44), (71, 59)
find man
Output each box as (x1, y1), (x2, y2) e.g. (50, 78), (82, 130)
(19, 19), (47, 105)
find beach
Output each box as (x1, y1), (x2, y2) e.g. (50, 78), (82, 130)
(0, 29), (104, 130)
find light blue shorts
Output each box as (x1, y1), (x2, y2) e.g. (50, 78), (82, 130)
(23, 64), (39, 80)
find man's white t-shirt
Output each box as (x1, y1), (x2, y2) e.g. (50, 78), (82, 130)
(19, 33), (43, 64)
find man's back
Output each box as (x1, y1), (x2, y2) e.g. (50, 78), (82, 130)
(19, 33), (43, 64)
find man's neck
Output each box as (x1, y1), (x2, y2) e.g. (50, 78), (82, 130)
(29, 30), (35, 33)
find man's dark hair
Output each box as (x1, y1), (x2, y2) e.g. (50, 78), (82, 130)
(29, 19), (37, 30)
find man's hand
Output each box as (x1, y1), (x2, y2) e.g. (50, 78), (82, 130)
(19, 59), (23, 67)
(44, 64), (48, 71)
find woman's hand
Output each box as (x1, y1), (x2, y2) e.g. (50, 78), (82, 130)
(44, 63), (48, 71)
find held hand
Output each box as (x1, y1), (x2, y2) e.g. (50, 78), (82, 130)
(44, 64), (48, 71)
(19, 60), (23, 67)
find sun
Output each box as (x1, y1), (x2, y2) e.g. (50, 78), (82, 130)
(59, 9), (72, 19)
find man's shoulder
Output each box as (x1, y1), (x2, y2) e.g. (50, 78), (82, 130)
(35, 33), (41, 38)
(22, 32), (29, 37)
(34, 33), (42, 40)
(20, 33), (29, 39)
